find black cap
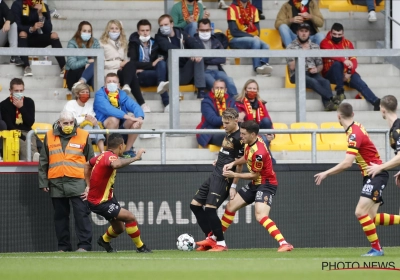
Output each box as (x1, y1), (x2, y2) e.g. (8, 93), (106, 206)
(298, 23), (310, 31)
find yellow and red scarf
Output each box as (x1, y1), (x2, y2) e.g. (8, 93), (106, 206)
(182, 0), (200, 22)
(105, 88), (120, 108)
(10, 96), (23, 125)
(243, 97), (265, 123)
(237, 0), (257, 33)
(22, 0), (47, 17)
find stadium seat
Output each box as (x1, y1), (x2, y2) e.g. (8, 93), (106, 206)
(259, 29), (284, 50)
(320, 122), (348, 151)
(319, 0), (335, 9)
(270, 123), (301, 151)
(328, 0), (384, 12)
(141, 84), (195, 93)
(290, 122), (330, 150)
(198, 144), (221, 152)
(32, 123), (53, 141)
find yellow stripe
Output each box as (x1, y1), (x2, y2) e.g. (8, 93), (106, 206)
(262, 219), (272, 228)
(383, 214), (390, 226)
(100, 170), (116, 203)
(374, 215), (381, 225)
(275, 233), (284, 241)
(221, 220), (230, 228)
(359, 216), (370, 224)
(225, 214), (234, 221)
(363, 224), (375, 231)
(366, 233), (378, 242)
(126, 225), (138, 235)
(347, 148), (358, 153)
(268, 225), (278, 233)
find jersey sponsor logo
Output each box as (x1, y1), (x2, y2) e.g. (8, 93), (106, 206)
(255, 191), (263, 200)
(69, 143), (82, 149)
(348, 140), (357, 147)
(361, 181), (373, 195)
(255, 155), (263, 162)
(255, 161), (263, 169)
(109, 155), (118, 161)
(107, 203), (117, 214)
(349, 134), (356, 141)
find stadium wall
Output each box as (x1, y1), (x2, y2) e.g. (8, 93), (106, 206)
(1, 164), (399, 252)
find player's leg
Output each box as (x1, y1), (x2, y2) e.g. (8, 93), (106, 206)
(221, 184), (250, 233)
(254, 186), (293, 252)
(190, 176), (212, 239)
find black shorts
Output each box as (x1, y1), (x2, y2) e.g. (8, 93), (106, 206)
(238, 182), (277, 206)
(360, 171), (389, 204)
(88, 196), (121, 221)
(193, 173), (232, 208)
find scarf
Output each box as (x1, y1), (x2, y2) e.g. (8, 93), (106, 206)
(242, 97), (265, 123)
(182, 0), (200, 22)
(10, 96), (23, 125)
(237, 0), (257, 34)
(105, 88), (120, 108)
(22, 0), (47, 17)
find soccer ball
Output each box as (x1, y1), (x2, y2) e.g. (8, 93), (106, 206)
(176, 233), (196, 251)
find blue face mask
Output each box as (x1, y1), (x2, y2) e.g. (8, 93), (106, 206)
(106, 83), (118, 93)
(301, 0), (309, 5)
(81, 32), (91, 42)
(109, 32), (120, 41)
(160, 26), (171, 36)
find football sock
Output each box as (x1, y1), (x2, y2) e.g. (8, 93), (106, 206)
(358, 214), (381, 251)
(259, 216), (286, 244)
(205, 207), (224, 241)
(126, 221), (144, 248)
(190, 204), (211, 237)
(216, 240), (226, 247)
(221, 209), (236, 232)
(374, 213), (400, 226)
(102, 226), (120, 242)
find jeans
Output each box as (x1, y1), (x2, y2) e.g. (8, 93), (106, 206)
(0, 22), (18, 48)
(83, 124), (105, 145)
(184, 22), (198, 38)
(80, 63), (94, 87)
(366, 0), (383, 11)
(229, 37), (270, 70)
(291, 72), (333, 105)
(324, 61), (378, 105)
(118, 60), (145, 105)
(279, 24), (325, 47)
(204, 69), (237, 97)
(137, 61), (169, 106)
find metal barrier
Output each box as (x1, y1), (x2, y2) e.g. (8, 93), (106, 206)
(26, 128), (391, 164)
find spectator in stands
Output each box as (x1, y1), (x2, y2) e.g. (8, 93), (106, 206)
(275, 0), (325, 47)
(0, 78), (39, 161)
(100, 20), (150, 113)
(171, 0), (210, 37)
(127, 19), (169, 113)
(286, 23), (337, 111)
(364, 0), (383, 22)
(65, 21), (100, 92)
(63, 83), (105, 153)
(235, 78), (276, 164)
(1, 1), (23, 65)
(38, 110), (93, 252)
(320, 23), (381, 111)
(94, 73), (144, 158)
(196, 79), (237, 147)
(11, 0), (65, 77)
(198, 0), (230, 10)
(227, 0), (273, 76)
(194, 19), (238, 98)
(43, 0), (67, 20)
(155, 14), (207, 99)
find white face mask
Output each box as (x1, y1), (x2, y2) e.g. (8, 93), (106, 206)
(109, 32), (120, 41)
(106, 83), (118, 92)
(139, 35), (151, 43)
(13, 92), (24, 100)
(301, 0), (309, 5)
(199, 32), (211, 41)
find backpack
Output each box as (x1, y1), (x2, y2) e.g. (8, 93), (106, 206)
(214, 32), (229, 49)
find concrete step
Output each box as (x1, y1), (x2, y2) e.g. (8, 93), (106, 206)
(0, 77), (63, 89)
(0, 65), (63, 78)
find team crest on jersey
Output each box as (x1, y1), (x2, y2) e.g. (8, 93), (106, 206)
(396, 129), (400, 134)
(373, 190), (379, 197)
(255, 155), (263, 161)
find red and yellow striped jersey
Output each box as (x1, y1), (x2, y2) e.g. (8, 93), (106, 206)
(244, 137), (278, 186)
(346, 122), (382, 176)
(226, 3), (259, 41)
(87, 151), (118, 205)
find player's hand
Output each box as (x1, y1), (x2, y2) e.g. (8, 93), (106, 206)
(366, 162), (382, 178)
(291, 16), (304, 23)
(2, 21), (10, 33)
(223, 162), (234, 172)
(394, 171), (400, 188)
(266, 134), (274, 142)
(81, 186), (89, 201)
(212, 160), (217, 166)
(223, 170), (236, 178)
(344, 60), (353, 68)
(314, 172), (327, 185)
(229, 188), (237, 200)
(41, 187), (49, 192)
(135, 148), (146, 160)
(298, 12), (312, 20)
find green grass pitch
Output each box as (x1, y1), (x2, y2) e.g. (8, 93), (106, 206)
(1, 248), (400, 280)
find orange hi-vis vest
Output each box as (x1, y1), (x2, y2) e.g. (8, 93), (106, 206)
(47, 128), (89, 179)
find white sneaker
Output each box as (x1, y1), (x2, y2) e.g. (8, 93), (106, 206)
(51, 9), (67, 20)
(32, 152), (40, 162)
(164, 105), (170, 113)
(141, 103), (151, 113)
(368, 11), (377, 22)
(256, 64), (273, 76)
(219, 0), (229, 10)
(122, 84), (132, 96)
(157, 81), (169, 94)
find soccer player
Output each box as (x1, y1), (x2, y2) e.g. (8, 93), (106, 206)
(210, 120), (294, 252)
(82, 133), (152, 253)
(191, 108), (244, 252)
(314, 103), (387, 257)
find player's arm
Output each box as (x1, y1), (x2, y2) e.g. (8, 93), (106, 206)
(232, 164), (243, 185)
(224, 169), (258, 180)
(223, 156), (246, 172)
(111, 149), (145, 169)
(367, 153), (400, 178)
(314, 153), (355, 185)
(81, 161), (93, 200)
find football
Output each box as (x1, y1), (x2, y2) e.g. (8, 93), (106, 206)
(176, 233), (196, 251)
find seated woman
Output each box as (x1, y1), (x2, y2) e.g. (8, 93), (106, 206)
(99, 20), (150, 113)
(65, 21), (100, 91)
(235, 79), (276, 164)
(63, 83), (105, 153)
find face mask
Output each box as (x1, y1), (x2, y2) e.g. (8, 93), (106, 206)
(13, 92), (24, 100)
(106, 83), (118, 93)
(139, 35), (151, 43)
(187, 0), (194, 2)
(62, 125), (74, 134)
(79, 94), (90, 103)
(81, 33), (91, 42)
(246, 91), (257, 100)
(297, 35), (309, 44)
(331, 36), (343, 44)
(214, 89), (225, 99)
(301, 0), (309, 5)
(199, 32), (211, 41)
(109, 32), (120, 41)
(160, 26), (171, 36)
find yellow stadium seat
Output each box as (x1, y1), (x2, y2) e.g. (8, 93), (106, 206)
(198, 144), (221, 152)
(290, 122), (330, 150)
(270, 123), (301, 151)
(320, 122), (348, 151)
(260, 29), (284, 50)
(285, 66), (295, 88)
(329, 0), (358, 12)
(0, 130), (20, 162)
(319, 0), (335, 9)
(141, 84), (195, 93)
(32, 123), (53, 141)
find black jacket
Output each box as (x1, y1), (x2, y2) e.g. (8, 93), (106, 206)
(0, 1), (14, 30)
(128, 32), (161, 70)
(0, 96), (35, 131)
(11, 0), (52, 34)
(193, 33), (226, 71)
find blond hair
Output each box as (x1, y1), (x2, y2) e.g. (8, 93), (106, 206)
(73, 83), (91, 97)
(100, 20), (128, 50)
(222, 108), (239, 120)
(236, 79), (264, 103)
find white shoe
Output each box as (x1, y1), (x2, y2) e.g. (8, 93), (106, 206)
(219, 0), (229, 10)
(256, 64), (273, 76)
(141, 103), (151, 113)
(122, 84), (132, 96)
(157, 81), (169, 94)
(164, 105), (170, 113)
(368, 11), (377, 22)
(51, 10), (67, 20)
(32, 152), (40, 162)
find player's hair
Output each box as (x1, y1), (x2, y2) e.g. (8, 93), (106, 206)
(158, 14), (173, 24)
(107, 133), (124, 149)
(338, 102), (353, 118)
(137, 19), (151, 30)
(331, 23), (344, 32)
(10, 78), (24, 90)
(105, 72), (119, 82)
(240, 120), (259, 134)
(380, 95), (397, 112)
(198, 18), (211, 28)
(222, 108), (238, 120)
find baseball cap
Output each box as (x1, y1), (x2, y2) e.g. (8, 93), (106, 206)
(298, 23), (310, 31)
